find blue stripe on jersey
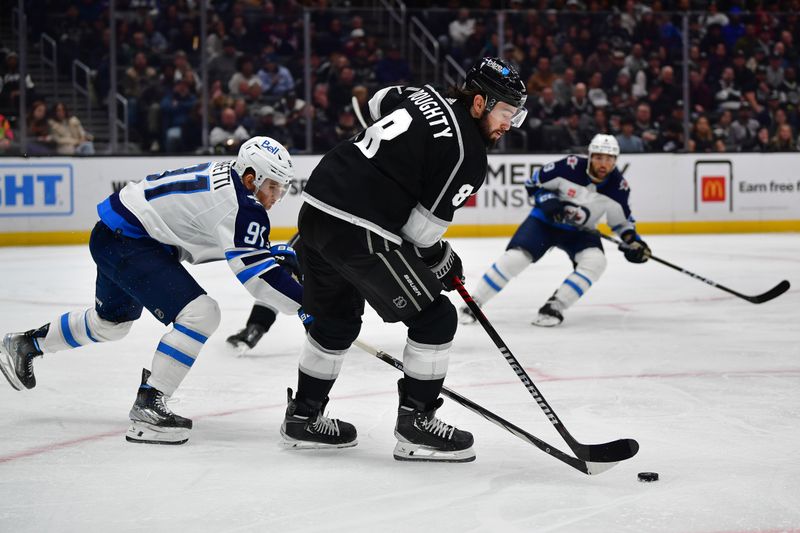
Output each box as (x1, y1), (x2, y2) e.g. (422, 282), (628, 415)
(174, 323), (208, 343)
(84, 311), (99, 343)
(491, 264), (509, 282)
(224, 250), (252, 261)
(573, 271), (593, 287)
(60, 313), (80, 348)
(236, 259), (277, 284)
(156, 342), (195, 367)
(563, 279), (584, 296)
(260, 267), (303, 306)
(97, 196), (148, 239)
(482, 273), (502, 293)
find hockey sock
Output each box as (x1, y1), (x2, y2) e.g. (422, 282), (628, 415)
(401, 375), (445, 408)
(40, 308), (134, 353)
(471, 248), (532, 307)
(295, 370), (336, 411)
(247, 304), (277, 330)
(148, 295), (220, 396)
(551, 248), (606, 311)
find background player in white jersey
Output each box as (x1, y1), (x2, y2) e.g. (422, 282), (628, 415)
(460, 134), (651, 327)
(279, 58), (528, 462)
(0, 136), (306, 445)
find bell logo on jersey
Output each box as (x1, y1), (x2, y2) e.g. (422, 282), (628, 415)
(0, 164), (73, 217)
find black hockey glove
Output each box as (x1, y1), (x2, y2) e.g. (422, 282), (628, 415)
(619, 230), (651, 264)
(424, 241), (464, 291)
(270, 244), (301, 279)
(534, 190), (564, 220)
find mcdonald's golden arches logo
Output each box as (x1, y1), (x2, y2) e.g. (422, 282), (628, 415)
(701, 176), (726, 202)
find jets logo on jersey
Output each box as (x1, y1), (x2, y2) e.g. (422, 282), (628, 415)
(619, 178), (630, 191)
(566, 156), (578, 169)
(560, 203), (590, 226)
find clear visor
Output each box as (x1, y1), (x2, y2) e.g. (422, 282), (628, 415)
(258, 178), (290, 203)
(489, 100), (528, 128)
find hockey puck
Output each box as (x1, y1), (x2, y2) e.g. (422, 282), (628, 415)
(638, 472), (659, 482)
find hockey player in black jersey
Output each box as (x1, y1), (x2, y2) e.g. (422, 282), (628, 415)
(279, 57), (528, 462)
(460, 134), (651, 327)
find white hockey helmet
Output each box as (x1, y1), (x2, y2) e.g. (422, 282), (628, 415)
(588, 134), (620, 159)
(233, 136), (294, 201)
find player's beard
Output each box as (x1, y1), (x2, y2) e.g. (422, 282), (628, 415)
(477, 113), (503, 148)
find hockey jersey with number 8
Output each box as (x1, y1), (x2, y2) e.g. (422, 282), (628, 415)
(96, 160), (301, 315)
(302, 84), (489, 249)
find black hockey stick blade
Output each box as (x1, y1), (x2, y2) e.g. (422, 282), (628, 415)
(352, 339), (620, 475)
(743, 279), (790, 304)
(454, 278), (639, 463)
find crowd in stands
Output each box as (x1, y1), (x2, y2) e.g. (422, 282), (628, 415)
(1, 0), (799, 155)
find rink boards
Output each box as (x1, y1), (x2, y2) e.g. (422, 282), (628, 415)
(1, 153), (799, 245)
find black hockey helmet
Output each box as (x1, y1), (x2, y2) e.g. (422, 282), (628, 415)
(465, 57), (527, 127)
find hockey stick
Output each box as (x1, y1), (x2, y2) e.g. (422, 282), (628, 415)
(453, 278), (639, 463)
(351, 95), (369, 129)
(586, 227), (790, 304)
(352, 339), (619, 475)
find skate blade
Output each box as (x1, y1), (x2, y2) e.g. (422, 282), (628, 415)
(280, 431), (358, 450)
(392, 441), (476, 463)
(126, 421), (189, 445)
(0, 347), (24, 391)
(531, 315), (562, 327)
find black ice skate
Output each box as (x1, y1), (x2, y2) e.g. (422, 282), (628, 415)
(280, 388), (357, 449)
(532, 300), (564, 327)
(226, 323), (267, 353)
(0, 325), (47, 391)
(394, 379), (475, 463)
(126, 369), (192, 445)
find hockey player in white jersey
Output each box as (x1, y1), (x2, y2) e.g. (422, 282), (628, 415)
(460, 134), (651, 327)
(0, 136), (307, 444)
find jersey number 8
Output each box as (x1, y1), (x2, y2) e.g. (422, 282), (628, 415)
(355, 108), (413, 159)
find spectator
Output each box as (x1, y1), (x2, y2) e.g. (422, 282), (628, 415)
(766, 54), (785, 89)
(0, 112), (15, 154)
(568, 82), (593, 116)
(551, 110), (591, 153)
(715, 67), (743, 111)
(689, 69), (714, 115)
(48, 101), (94, 155)
(275, 90), (311, 151)
(652, 120), (685, 153)
(779, 67), (798, 108)
(616, 116), (645, 153)
(689, 115), (725, 153)
(123, 52), (158, 101)
(142, 16), (168, 58)
(328, 66), (358, 111)
(374, 44), (412, 85)
(209, 107), (249, 153)
(173, 51), (202, 94)
(633, 102), (659, 147)
(552, 68), (576, 107)
(757, 91), (783, 130)
(1, 52), (37, 112)
(208, 37), (240, 87)
(160, 79), (196, 153)
(624, 43), (648, 78)
(258, 56), (295, 98)
(768, 123), (797, 151)
(729, 103), (760, 150)
(233, 97), (256, 134)
(731, 50), (756, 92)
(228, 56), (262, 99)
(26, 100), (53, 155)
(713, 109), (736, 151)
(334, 105), (359, 142)
(448, 9), (475, 53)
(753, 126), (771, 151)
(586, 72), (609, 109)
(527, 56), (557, 96)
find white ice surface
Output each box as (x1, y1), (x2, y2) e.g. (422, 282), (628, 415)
(1, 234), (798, 533)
